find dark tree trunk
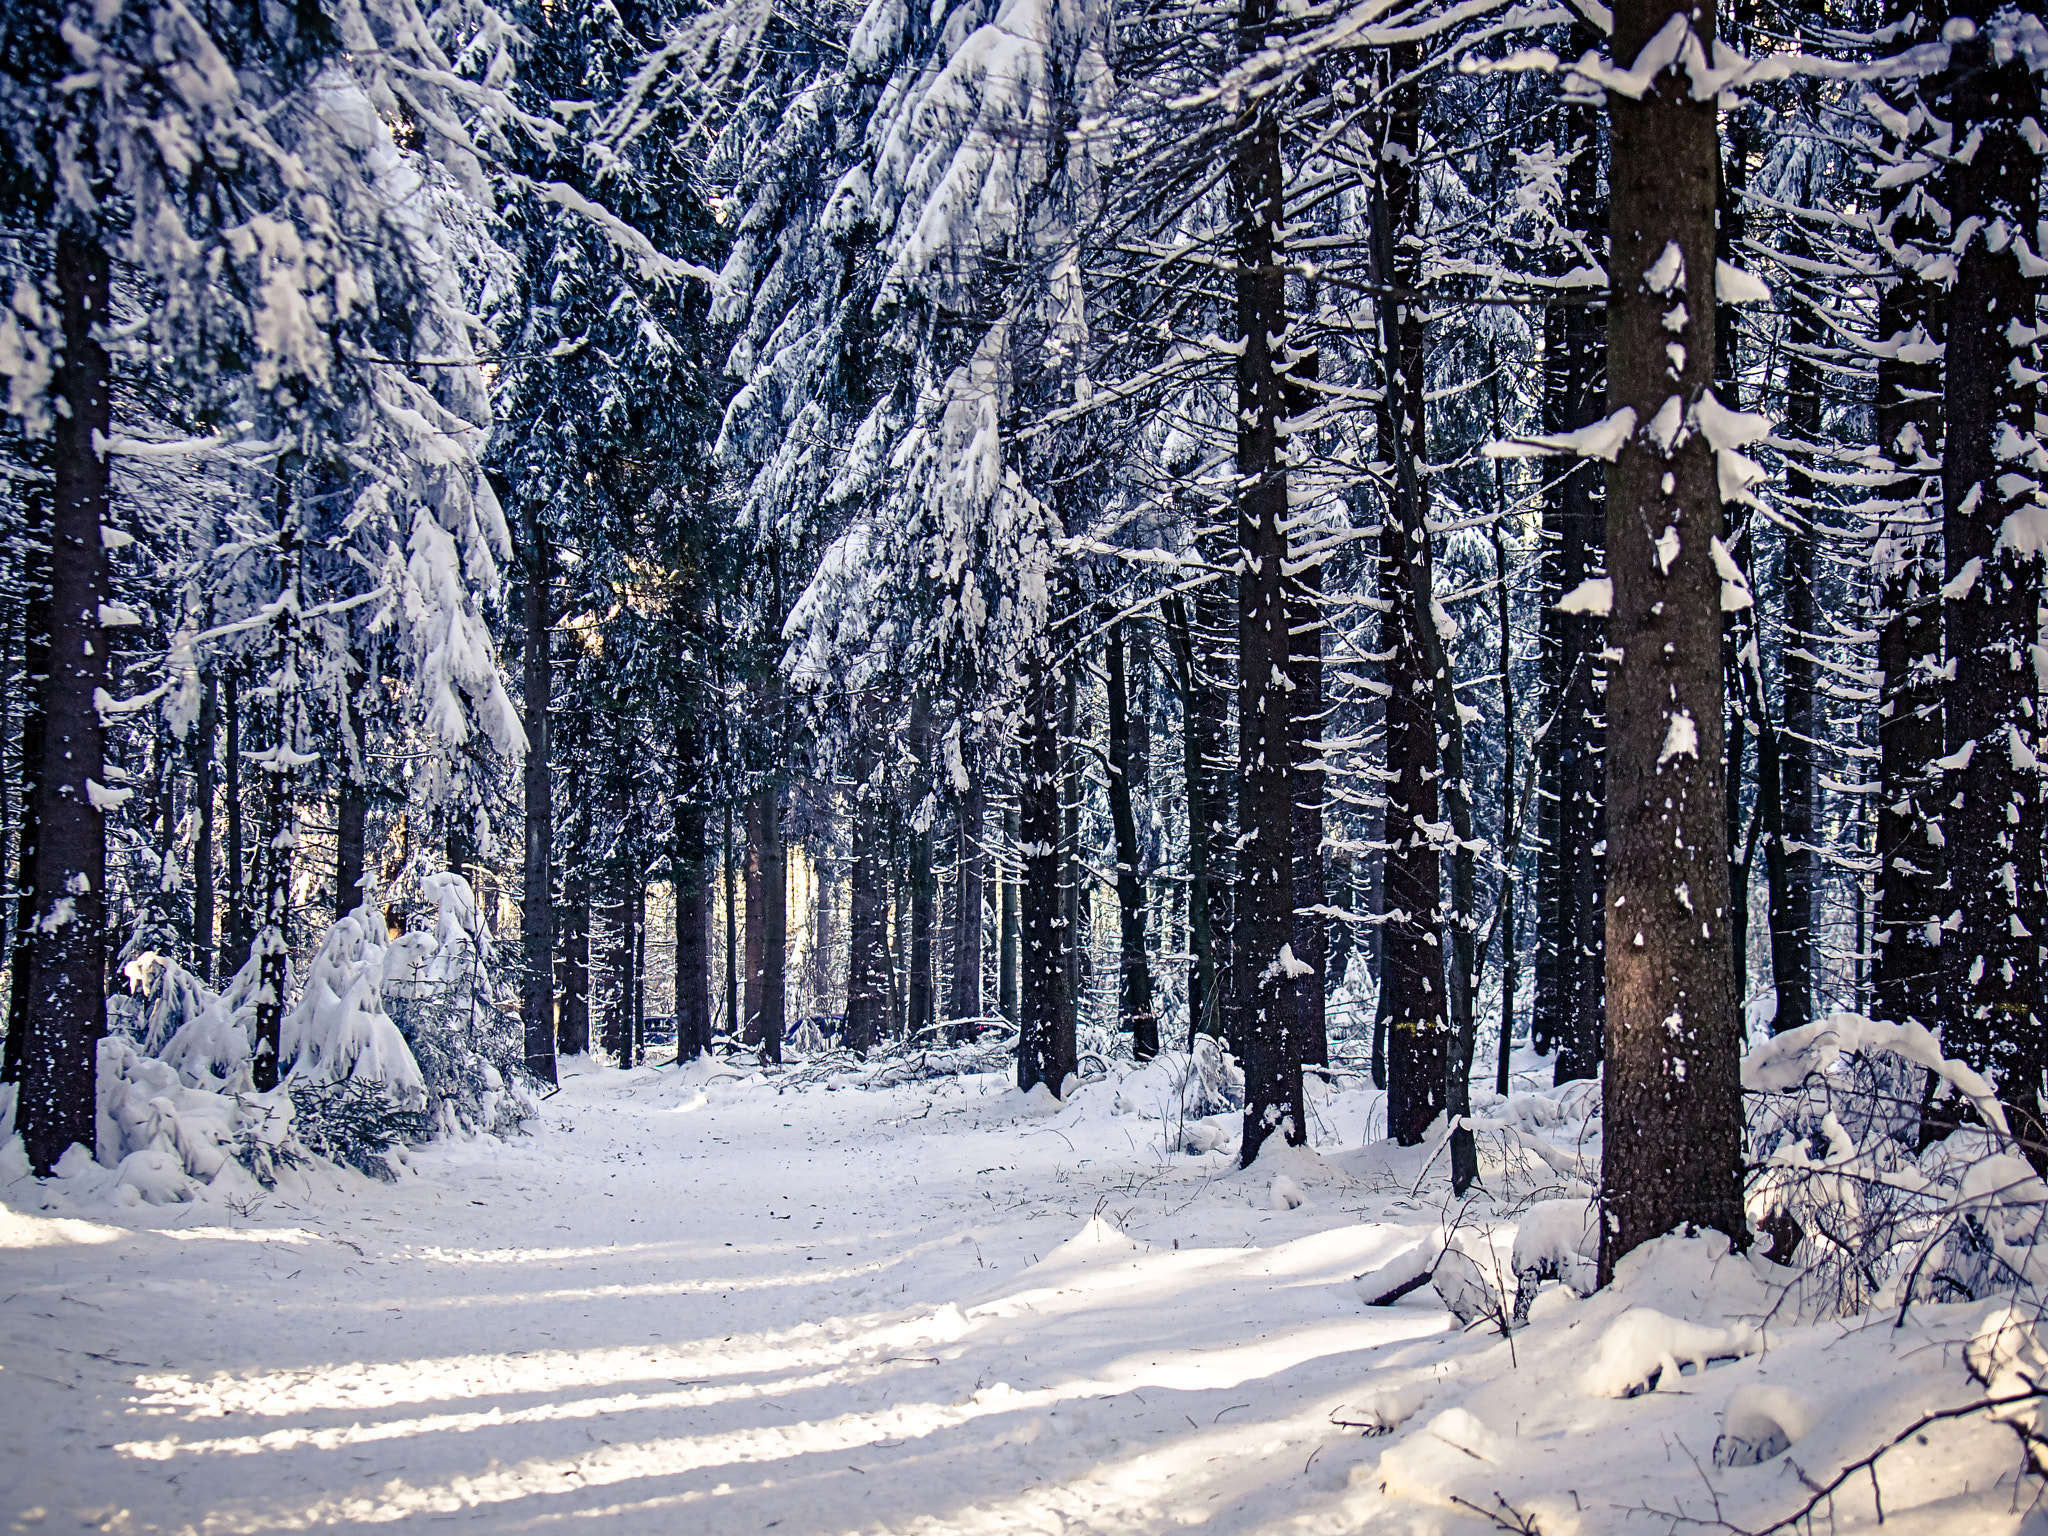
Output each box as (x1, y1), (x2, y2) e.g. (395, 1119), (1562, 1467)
(743, 794), (764, 1047)
(222, 668), (249, 978)
(723, 798), (738, 1043)
(335, 641), (370, 925)
(251, 677), (296, 1096)
(949, 782), (985, 1033)
(760, 788), (785, 1064)
(1106, 619), (1158, 1060)
(1289, 556), (1327, 1070)
(1871, 22), (1945, 1040)
(907, 700), (936, 1043)
(1018, 649), (1074, 1093)
(1375, 49), (1447, 1147)
(1549, 80), (1607, 1085)
(674, 799), (711, 1061)
(1232, 0), (1303, 1166)
(847, 752), (888, 1057)
(558, 786), (591, 1056)
(521, 510), (556, 1084)
(189, 668), (216, 982)
(1598, 0), (1747, 1280)
(1933, 13), (2046, 1152)
(1772, 281), (1819, 1038)
(999, 803), (1020, 1026)
(3, 519), (47, 1087)
(603, 850), (635, 1063)
(1164, 592), (1219, 1041)
(1494, 524), (1521, 1098)
(17, 225), (109, 1170)
(1060, 666), (1086, 1021)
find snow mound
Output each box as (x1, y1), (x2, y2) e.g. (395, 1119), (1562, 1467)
(1028, 1215), (1152, 1274)
(1714, 1384), (1822, 1467)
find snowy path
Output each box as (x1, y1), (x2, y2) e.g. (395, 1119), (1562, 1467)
(2, 1058), (2038, 1535)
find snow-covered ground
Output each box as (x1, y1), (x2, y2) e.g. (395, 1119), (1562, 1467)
(2, 1055), (2037, 1534)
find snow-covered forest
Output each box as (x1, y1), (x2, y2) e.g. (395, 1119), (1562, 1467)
(3, 0), (2048, 1527)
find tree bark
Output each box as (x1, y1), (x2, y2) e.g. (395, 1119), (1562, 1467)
(1598, 0), (1747, 1279)
(1933, 9), (2046, 1153)
(847, 738), (889, 1057)
(1289, 555), (1327, 1070)
(1771, 241), (1820, 1037)
(760, 787), (786, 1065)
(2, 508), (48, 1088)
(1105, 619), (1158, 1060)
(1018, 648), (1074, 1093)
(674, 798), (711, 1061)
(1871, 18), (1945, 1042)
(948, 782), (985, 1033)
(1232, 0), (1303, 1166)
(743, 794), (764, 1047)
(1164, 592), (1219, 1042)
(999, 803), (1020, 1026)
(558, 784), (591, 1056)
(222, 667), (249, 978)
(522, 509), (556, 1084)
(17, 225), (110, 1171)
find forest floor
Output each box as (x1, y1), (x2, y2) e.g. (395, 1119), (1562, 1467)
(1, 1053), (2039, 1535)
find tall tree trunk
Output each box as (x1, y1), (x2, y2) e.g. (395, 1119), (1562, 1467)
(1375, 46), (1447, 1147)
(189, 672), (216, 983)
(521, 510), (556, 1084)
(999, 803), (1020, 1026)
(674, 798), (711, 1061)
(1933, 8), (2046, 1153)
(223, 667), (249, 978)
(1773, 270), (1820, 1037)
(17, 225), (109, 1170)
(846, 734), (888, 1057)
(1373, 172), (1480, 1189)
(559, 784), (591, 1056)
(1871, 17), (1945, 1042)
(3, 518), (48, 1088)
(1060, 665), (1085, 1021)
(1494, 523), (1521, 1098)
(604, 834), (635, 1063)
(1164, 592), (1218, 1041)
(907, 697), (936, 1042)
(743, 794), (764, 1048)
(949, 782), (985, 1033)
(1232, 0), (1303, 1166)
(1018, 648), (1075, 1093)
(1105, 619), (1158, 1060)
(335, 641), (369, 924)
(1598, 0), (1747, 1279)
(760, 788), (786, 1064)
(1289, 556), (1327, 1070)
(250, 754), (292, 1094)
(723, 798), (738, 1044)
(1550, 79), (1607, 1085)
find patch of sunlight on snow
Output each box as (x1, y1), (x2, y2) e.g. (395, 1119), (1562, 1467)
(0, 1208), (124, 1247)
(116, 1358), (927, 1459)
(132, 1306), (974, 1417)
(156, 1226), (317, 1245)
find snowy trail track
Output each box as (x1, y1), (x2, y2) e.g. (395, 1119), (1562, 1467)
(2, 1057), (2039, 1535)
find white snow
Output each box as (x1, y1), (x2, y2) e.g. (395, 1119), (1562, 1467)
(2, 1056), (2040, 1535)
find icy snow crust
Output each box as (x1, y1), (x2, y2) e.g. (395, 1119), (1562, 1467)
(1, 1056), (2034, 1534)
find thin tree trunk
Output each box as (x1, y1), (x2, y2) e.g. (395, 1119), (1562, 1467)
(1872, 15), (1945, 1042)
(846, 729), (888, 1057)
(907, 696), (936, 1042)
(17, 225), (109, 1170)
(723, 798), (737, 1044)
(1933, 11), (2046, 1154)
(743, 794), (764, 1048)
(2, 529), (47, 1087)
(558, 777), (591, 1057)
(675, 798), (711, 1061)
(1494, 523), (1520, 1098)
(1018, 648), (1074, 1093)
(223, 668), (249, 978)
(949, 782), (985, 1033)
(1598, 0), (1747, 1279)
(1772, 292), (1819, 1038)
(189, 670), (217, 982)
(1232, 0), (1303, 1166)
(761, 788), (785, 1064)
(1060, 666), (1085, 1022)
(1105, 619), (1158, 1060)
(1163, 593), (1217, 1041)
(1289, 558), (1327, 1071)
(999, 803), (1020, 1026)
(522, 508), (556, 1084)
(1375, 48), (1447, 1147)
